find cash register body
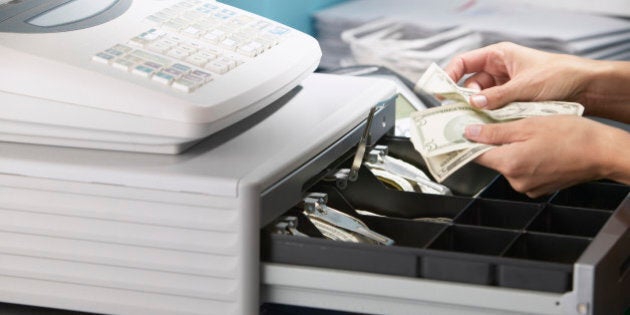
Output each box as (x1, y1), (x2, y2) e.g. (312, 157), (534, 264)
(0, 73), (398, 315)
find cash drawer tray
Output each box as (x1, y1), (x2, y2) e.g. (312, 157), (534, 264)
(262, 136), (630, 296)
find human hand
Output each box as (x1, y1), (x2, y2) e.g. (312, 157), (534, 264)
(444, 42), (594, 110)
(463, 115), (630, 197)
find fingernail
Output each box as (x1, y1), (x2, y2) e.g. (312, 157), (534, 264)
(467, 82), (481, 91)
(470, 94), (487, 108)
(465, 124), (482, 138)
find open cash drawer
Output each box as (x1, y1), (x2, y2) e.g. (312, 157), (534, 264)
(261, 135), (630, 315)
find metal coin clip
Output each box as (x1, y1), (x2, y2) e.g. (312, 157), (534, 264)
(366, 145), (452, 195)
(348, 106), (378, 182)
(302, 192), (395, 246)
(332, 106), (380, 190)
(272, 216), (309, 237)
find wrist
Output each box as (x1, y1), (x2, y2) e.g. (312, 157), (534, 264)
(598, 126), (630, 184)
(580, 59), (630, 121)
(573, 58), (608, 100)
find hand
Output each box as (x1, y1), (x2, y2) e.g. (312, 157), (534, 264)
(464, 115), (630, 197)
(444, 42), (593, 110)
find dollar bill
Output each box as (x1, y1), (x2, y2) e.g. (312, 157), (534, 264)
(410, 63), (585, 182)
(416, 62), (585, 116)
(481, 101), (584, 121)
(420, 144), (493, 183)
(409, 102), (493, 157)
(414, 62), (477, 103)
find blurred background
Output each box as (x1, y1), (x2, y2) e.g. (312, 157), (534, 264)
(222, 0), (630, 82)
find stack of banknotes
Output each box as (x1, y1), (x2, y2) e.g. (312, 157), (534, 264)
(409, 63), (585, 182)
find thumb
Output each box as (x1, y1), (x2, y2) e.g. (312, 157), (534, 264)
(469, 80), (526, 110)
(464, 122), (522, 145)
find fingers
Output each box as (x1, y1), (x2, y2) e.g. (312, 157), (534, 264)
(464, 119), (528, 145)
(444, 43), (528, 109)
(469, 80), (525, 109)
(472, 147), (551, 198)
(444, 46), (499, 82)
(523, 184), (559, 199)
(465, 118), (565, 198)
(462, 71), (497, 90)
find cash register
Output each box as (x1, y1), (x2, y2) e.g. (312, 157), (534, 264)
(0, 0), (320, 153)
(0, 1), (628, 315)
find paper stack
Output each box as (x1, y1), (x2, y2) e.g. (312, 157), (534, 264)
(314, 0), (630, 81)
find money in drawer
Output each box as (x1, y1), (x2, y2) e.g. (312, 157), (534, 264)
(262, 133), (629, 314)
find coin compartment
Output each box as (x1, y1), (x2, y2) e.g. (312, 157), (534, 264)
(261, 136), (630, 294)
(504, 232), (591, 264)
(423, 226), (520, 285)
(454, 199), (543, 230)
(527, 205), (612, 238)
(549, 181), (630, 210)
(479, 176), (551, 203)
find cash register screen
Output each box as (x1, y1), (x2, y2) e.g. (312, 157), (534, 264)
(28, 0), (118, 27)
(0, 0), (130, 33)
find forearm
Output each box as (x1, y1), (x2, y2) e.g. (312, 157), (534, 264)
(580, 59), (630, 123)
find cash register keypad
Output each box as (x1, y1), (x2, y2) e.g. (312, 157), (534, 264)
(91, 0), (291, 93)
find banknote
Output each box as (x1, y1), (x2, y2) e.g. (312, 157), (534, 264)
(408, 103), (493, 181)
(410, 62), (585, 182)
(414, 63), (475, 103)
(409, 100), (585, 158)
(409, 102), (493, 157)
(419, 144), (493, 183)
(416, 62), (584, 115)
(481, 101), (584, 121)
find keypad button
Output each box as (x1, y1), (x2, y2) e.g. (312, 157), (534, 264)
(205, 60), (229, 74)
(153, 71), (176, 85)
(171, 63), (192, 73)
(112, 44), (133, 54)
(147, 41), (174, 53)
(182, 10), (206, 21)
(92, 52), (116, 64)
(112, 58), (137, 71)
(146, 14), (167, 24)
(182, 73), (205, 84)
(268, 26), (289, 35)
(191, 69), (213, 82)
(252, 21), (270, 30)
(178, 45), (198, 54)
(162, 67), (186, 79)
(132, 65), (157, 78)
(238, 41), (264, 57)
(162, 20), (187, 31)
(143, 61), (163, 70)
(129, 50), (171, 67)
(185, 54), (209, 66)
(202, 29), (226, 43)
(220, 37), (239, 50)
(172, 77), (200, 92)
(182, 26), (203, 37)
(128, 29), (165, 47)
(195, 51), (218, 60)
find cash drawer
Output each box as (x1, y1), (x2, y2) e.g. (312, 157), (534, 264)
(261, 135), (630, 315)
